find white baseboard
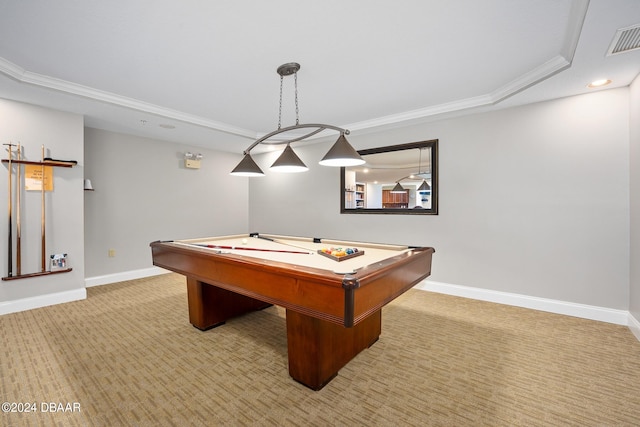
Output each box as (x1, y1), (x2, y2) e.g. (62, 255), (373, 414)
(629, 313), (640, 341)
(0, 287), (86, 316)
(85, 266), (169, 287)
(415, 280), (630, 326)
(7, 270), (636, 342)
(86, 271), (637, 336)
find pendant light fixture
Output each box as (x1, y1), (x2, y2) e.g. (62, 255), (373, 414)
(270, 144), (308, 173)
(417, 147), (431, 192)
(390, 147), (432, 192)
(230, 153), (264, 177)
(390, 182), (406, 193)
(417, 179), (431, 192)
(230, 63), (364, 176)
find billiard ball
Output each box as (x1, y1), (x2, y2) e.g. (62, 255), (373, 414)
(242, 238), (248, 245)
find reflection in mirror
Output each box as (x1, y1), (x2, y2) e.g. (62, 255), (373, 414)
(341, 140), (438, 215)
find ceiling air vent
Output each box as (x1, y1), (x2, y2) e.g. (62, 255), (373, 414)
(607, 24), (640, 56)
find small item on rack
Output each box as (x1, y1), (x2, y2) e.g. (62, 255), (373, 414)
(50, 253), (68, 271)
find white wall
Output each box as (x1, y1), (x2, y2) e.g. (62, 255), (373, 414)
(250, 89), (630, 311)
(84, 128), (250, 279)
(0, 99), (85, 312)
(630, 74), (640, 323)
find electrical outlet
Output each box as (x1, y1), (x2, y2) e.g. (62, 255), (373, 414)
(108, 249), (115, 257)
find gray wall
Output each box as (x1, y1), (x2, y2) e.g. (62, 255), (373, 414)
(83, 128), (249, 278)
(250, 89), (631, 310)
(0, 99), (84, 304)
(2, 84), (637, 325)
(630, 75), (640, 320)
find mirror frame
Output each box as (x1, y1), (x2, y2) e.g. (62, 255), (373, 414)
(340, 139), (438, 215)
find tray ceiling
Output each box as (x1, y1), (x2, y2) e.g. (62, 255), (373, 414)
(0, 0), (639, 153)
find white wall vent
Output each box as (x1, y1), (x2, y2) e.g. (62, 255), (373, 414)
(607, 24), (640, 56)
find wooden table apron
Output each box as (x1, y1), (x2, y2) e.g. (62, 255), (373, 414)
(150, 240), (434, 390)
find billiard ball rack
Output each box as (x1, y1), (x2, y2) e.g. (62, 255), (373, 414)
(317, 249), (364, 262)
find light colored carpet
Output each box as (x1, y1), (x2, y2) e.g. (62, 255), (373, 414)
(1, 273), (639, 426)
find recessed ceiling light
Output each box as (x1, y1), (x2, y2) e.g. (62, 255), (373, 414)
(159, 124), (176, 129)
(588, 79), (612, 88)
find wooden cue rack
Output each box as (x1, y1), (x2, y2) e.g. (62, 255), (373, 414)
(2, 148), (76, 281)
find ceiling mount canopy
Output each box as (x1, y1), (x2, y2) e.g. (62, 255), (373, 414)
(276, 62), (300, 77)
(231, 62), (364, 176)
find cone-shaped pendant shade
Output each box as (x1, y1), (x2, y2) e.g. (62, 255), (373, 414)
(230, 153), (265, 176)
(390, 182), (406, 193)
(319, 134), (365, 167)
(270, 145), (308, 173)
(418, 180), (431, 191)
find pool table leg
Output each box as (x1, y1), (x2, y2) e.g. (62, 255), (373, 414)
(186, 278), (272, 330)
(286, 309), (382, 390)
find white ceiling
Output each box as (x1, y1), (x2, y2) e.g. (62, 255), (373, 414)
(1, 0), (639, 154)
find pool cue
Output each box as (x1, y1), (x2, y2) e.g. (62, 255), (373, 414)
(255, 234), (315, 252)
(41, 145), (46, 272)
(4, 143), (16, 277)
(194, 244), (310, 255)
(16, 144), (22, 275)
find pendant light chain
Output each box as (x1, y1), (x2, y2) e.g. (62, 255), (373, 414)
(278, 70), (300, 129)
(278, 74), (284, 130)
(294, 71), (299, 126)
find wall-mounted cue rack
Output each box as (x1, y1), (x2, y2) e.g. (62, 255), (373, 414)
(2, 144), (76, 281)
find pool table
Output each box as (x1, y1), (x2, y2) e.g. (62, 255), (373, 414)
(150, 233), (434, 390)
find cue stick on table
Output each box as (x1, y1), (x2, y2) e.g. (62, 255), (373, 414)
(41, 145), (46, 272)
(254, 234), (316, 252)
(193, 244), (311, 255)
(4, 143), (16, 277)
(16, 145), (22, 275)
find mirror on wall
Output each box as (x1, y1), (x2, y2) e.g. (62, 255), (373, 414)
(340, 140), (438, 215)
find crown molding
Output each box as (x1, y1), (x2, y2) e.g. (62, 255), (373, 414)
(489, 54), (571, 104)
(346, 55), (570, 133)
(345, 0), (589, 133)
(563, 0), (590, 60)
(0, 56), (257, 140)
(0, 1), (588, 143)
(0, 50), (575, 142)
(346, 94), (495, 133)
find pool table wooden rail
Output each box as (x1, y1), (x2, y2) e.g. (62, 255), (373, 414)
(150, 239), (434, 328)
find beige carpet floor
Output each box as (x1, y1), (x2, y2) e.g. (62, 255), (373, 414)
(1, 273), (639, 426)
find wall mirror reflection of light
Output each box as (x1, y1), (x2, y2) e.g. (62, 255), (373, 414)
(340, 140), (438, 215)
